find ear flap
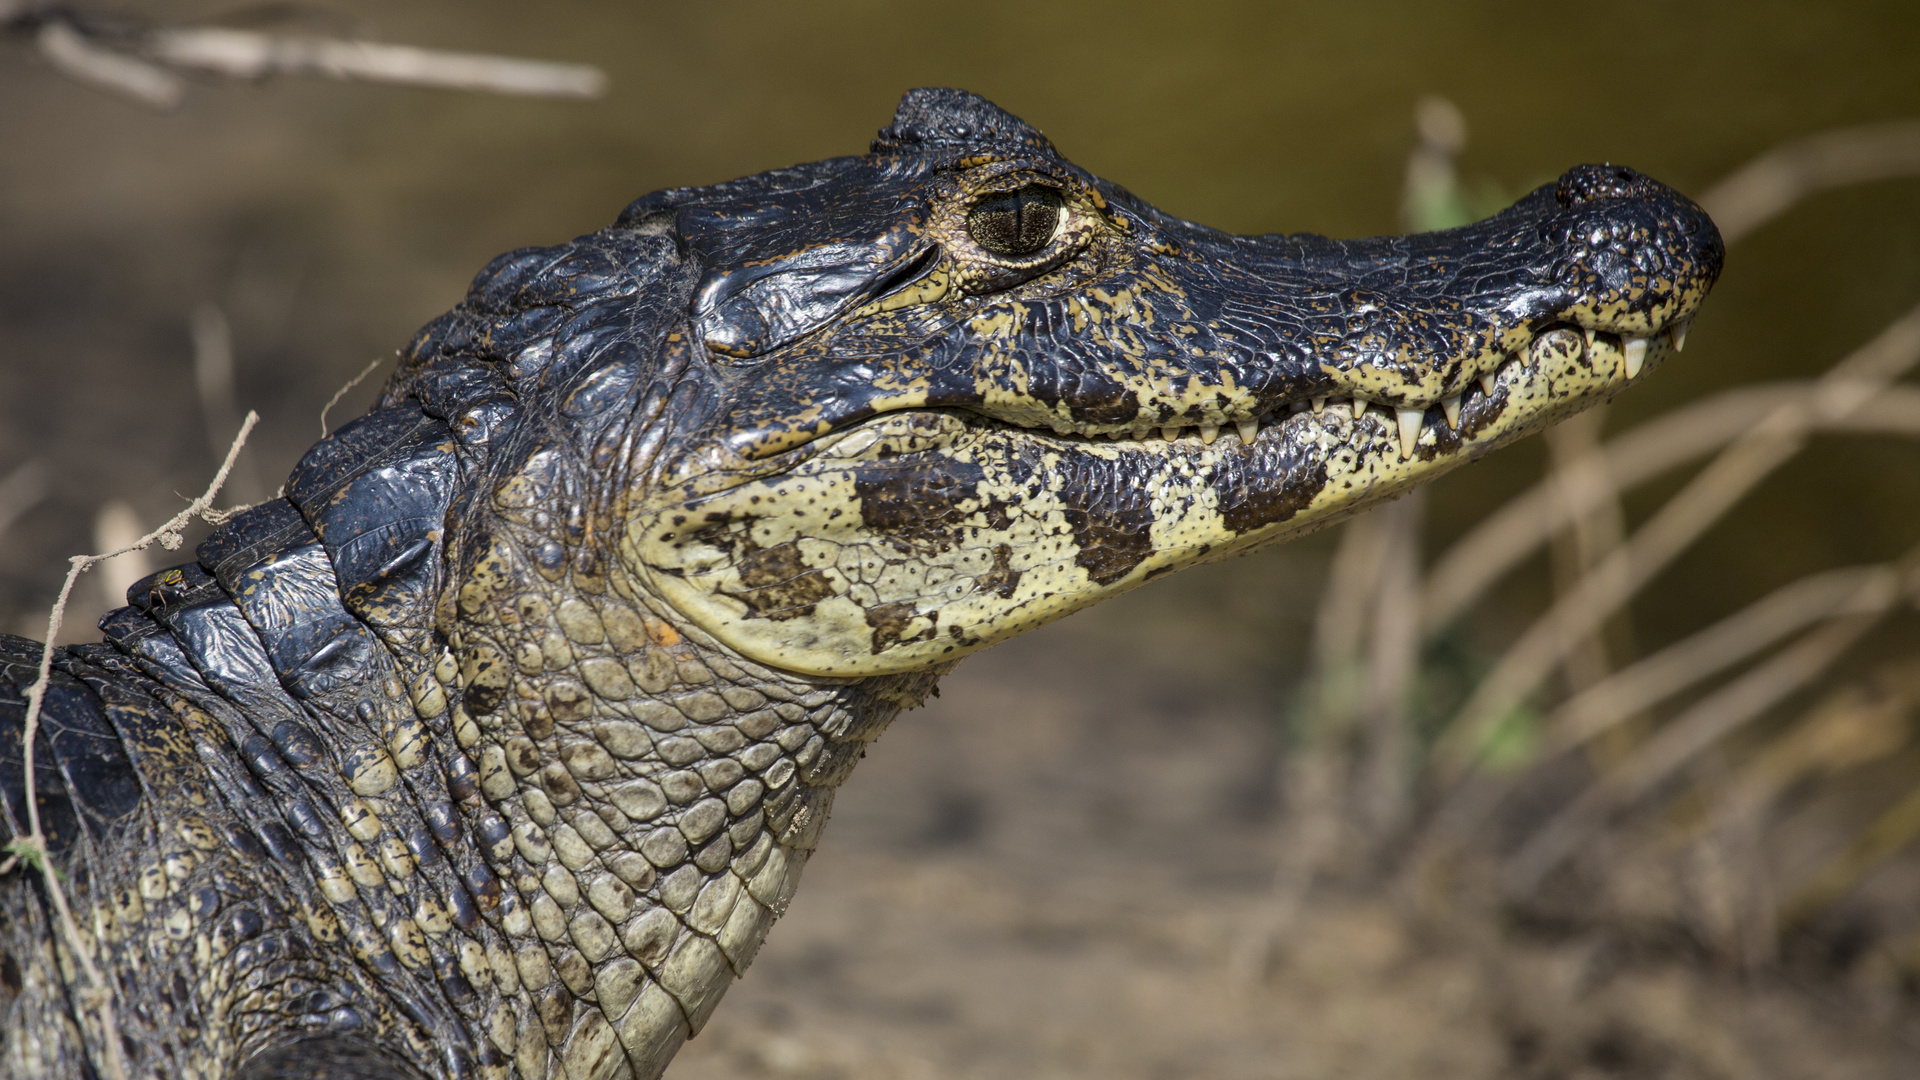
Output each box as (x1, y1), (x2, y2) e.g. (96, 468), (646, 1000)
(873, 88), (1057, 156)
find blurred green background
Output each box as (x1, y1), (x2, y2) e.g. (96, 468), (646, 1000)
(6, 3), (1920, 1077)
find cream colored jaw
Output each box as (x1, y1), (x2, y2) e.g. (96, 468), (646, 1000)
(630, 313), (1679, 679)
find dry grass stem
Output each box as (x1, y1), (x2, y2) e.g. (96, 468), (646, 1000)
(33, 20), (184, 109)
(1436, 302), (1920, 776)
(9, 412), (257, 1080)
(1501, 550), (1920, 894)
(11, 6), (605, 108)
(1357, 492), (1424, 837)
(1542, 564), (1899, 757)
(1543, 407), (1635, 757)
(1421, 382), (1920, 634)
(1700, 120), (1920, 245)
(321, 357), (388, 439)
(145, 27), (607, 98)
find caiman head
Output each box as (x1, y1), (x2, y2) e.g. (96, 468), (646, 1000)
(450, 88), (1716, 678)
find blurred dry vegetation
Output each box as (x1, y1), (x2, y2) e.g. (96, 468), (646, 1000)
(8, 3), (1920, 1078)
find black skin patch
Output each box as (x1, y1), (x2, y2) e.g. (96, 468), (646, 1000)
(725, 538), (840, 619)
(853, 460), (990, 555)
(865, 601), (935, 654)
(978, 544), (1021, 598)
(1053, 459), (1157, 585)
(1215, 442), (1330, 535)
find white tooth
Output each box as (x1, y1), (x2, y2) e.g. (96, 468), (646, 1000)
(1161, 426), (1180, 441)
(1670, 319), (1690, 352)
(1396, 407), (1424, 460)
(1442, 394), (1462, 429)
(1583, 327), (1596, 356)
(1236, 418), (1258, 445)
(1200, 422), (1219, 444)
(1107, 430), (1126, 440)
(1352, 397), (1369, 419)
(1479, 372), (1498, 397)
(1623, 337), (1648, 379)
(1132, 426), (1150, 441)
(1311, 396), (1327, 413)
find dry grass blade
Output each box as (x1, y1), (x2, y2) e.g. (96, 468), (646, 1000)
(33, 20), (184, 109)
(1700, 120), (1920, 246)
(1541, 564), (1898, 757)
(8, 412), (257, 1080)
(321, 357), (388, 439)
(145, 27), (607, 97)
(1420, 382), (1920, 635)
(1500, 550), (1920, 894)
(1435, 303), (1920, 777)
(1413, 564), (1895, 864)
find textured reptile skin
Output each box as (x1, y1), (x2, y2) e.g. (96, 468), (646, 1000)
(0, 89), (1721, 1080)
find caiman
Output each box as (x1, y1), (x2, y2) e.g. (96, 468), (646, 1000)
(0, 89), (1722, 1080)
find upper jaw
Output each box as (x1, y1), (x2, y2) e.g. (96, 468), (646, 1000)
(688, 164), (1719, 473)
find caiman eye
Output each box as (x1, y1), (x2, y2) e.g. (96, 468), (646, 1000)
(967, 185), (1063, 258)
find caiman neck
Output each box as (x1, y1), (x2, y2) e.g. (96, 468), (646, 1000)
(442, 508), (941, 1080)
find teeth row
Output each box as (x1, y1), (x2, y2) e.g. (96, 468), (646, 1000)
(1105, 419), (1263, 446)
(1090, 323), (1686, 456)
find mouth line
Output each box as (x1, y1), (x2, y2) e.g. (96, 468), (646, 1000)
(922, 319), (1690, 462)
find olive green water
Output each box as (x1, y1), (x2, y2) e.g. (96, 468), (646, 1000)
(4, 4), (1920, 1076)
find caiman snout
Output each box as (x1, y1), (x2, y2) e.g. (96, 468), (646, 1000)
(628, 89), (1723, 678)
(1557, 162), (1670, 206)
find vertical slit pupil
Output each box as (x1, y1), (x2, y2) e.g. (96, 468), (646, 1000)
(968, 186), (1062, 257)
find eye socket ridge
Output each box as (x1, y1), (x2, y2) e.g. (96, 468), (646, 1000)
(966, 184), (1065, 260)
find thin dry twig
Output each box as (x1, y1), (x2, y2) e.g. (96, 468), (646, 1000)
(9, 412), (257, 1080)
(1413, 563), (1902, 862)
(9, 5), (606, 108)
(1500, 548), (1920, 894)
(1420, 382), (1920, 635)
(1700, 120), (1920, 246)
(32, 19), (183, 108)
(1435, 302), (1920, 776)
(146, 26), (607, 98)
(320, 356), (387, 439)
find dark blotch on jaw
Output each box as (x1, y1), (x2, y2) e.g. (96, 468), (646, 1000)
(725, 538), (839, 619)
(866, 600), (936, 654)
(1055, 456), (1156, 585)
(854, 460), (990, 555)
(1213, 436), (1328, 535)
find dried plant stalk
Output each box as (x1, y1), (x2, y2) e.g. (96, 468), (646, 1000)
(8, 413), (257, 1080)
(1436, 304), (1920, 777)
(1421, 382), (1920, 636)
(1500, 549), (1920, 894)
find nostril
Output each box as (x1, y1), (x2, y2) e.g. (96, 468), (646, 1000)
(1556, 163), (1660, 207)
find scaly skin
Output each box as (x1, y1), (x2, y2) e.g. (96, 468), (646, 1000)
(0, 89), (1722, 1080)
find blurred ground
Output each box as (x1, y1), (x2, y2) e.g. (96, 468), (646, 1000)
(7, 3), (1920, 1077)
